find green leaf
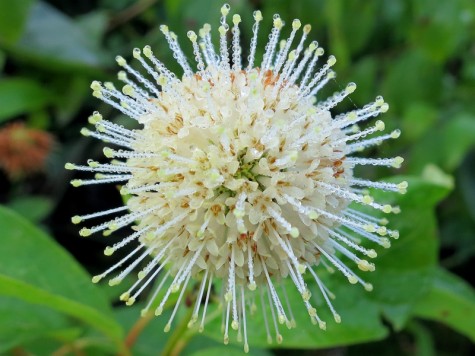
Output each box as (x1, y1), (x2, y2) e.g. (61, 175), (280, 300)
(188, 346), (271, 356)
(414, 268), (475, 342)
(365, 176), (451, 329)
(324, 0), (350, 70)
(341, 0), (377, 56)
(0, 205), (124, 348)
(409, 0), (474, 62)
(0, 296), (73, 352)
(459, 152), (475, 221)
(0, 0), (35, 45)
(346, 56), (377, 107)
(76, 11), (108, 47)
(401, 103), (438, 142)
(53, 75), (91, 127)
(7, 196), (54, 223)
(408, 113), (475, 173)
(9, 2), (108, 71)
(382, 50), (442, 114)
(0, 78), (54, 122)
(421, 164), (454, 190)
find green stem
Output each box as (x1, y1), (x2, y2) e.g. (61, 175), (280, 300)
(164, 306), (223, 356)
(123, 310), (155, 353)
(161, 308), (195, 356)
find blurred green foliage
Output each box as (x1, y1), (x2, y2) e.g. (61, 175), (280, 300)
(0, 0), (475, 355)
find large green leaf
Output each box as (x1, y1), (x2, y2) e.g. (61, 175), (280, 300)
(401, 103), (438, 142)
(414, 268), (475, 342)
(7, 196), (54, 223)
(364, 176), (451, 329)
(409, 0), (474, 62)
(0, 0), (35, 45)
(459, 152), (475, 221)
(408, 113), (475, 174)
(341, 0), (377, 56)
(382, 50), (443, 115)
(0, 78), (54, 122)
(0, 205), (124, 348)
(8, 1), (108, 71)
(0, 296), (75, 352)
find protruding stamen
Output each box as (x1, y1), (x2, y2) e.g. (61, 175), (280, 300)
(267, 207), (299, 237)
(91, 244), (143, 283)
(160, 25), (193, 77)
(300, 46), (325, 88)
(247, 10), (263, 70)
(131, 48), (161, 97)
(347, 130), (402, 153)
(232, 14), (242, 71)
(247, 240), (256, 290)
(325, 227), (378, 258)
(142, 45), (178, 84)
(350, 178), (408, 194)
(226, 245), (239, 331)
(301, 53), (335, 95)
(109, 242), (160, 286)
(262, 260), (287, 324)
(312, 242), (360, 285)
(199, 273), (214, 333)
(266, 284), (283, 344)
(165, 272), (191, 332)
(218, 4), (231, 74)
(223, 295), (231, 345)
(141, 270), (170, 317)
(273, 19), (301, 74)
(260, 287), (273, 344)
(189, 270), (208, 328)
(122, 255), (170, 305)
(281, 285), (296, 328)
(330, 239), (375, 272)
(316, 82), (357, 110)
(105, 226), (152, 257)
(116, 55), (160, 97)
(262, 14), (284, 71)
(241, 286), (249, 353)
(187, 31), (207, 74)
(346, 156), (404, 169)
(155, 261), (188, 316)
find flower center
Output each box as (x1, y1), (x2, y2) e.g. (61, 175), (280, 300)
(121, 67), (353, 282)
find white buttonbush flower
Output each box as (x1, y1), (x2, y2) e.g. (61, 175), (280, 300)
(67, 4), (406, 352)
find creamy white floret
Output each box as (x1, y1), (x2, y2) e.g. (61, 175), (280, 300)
(67, 4), (405, 352)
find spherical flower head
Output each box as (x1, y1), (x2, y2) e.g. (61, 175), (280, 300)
(0, 122), (54, 179)
(68, 5), (406, 351)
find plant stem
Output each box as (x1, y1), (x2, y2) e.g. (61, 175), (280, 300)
(163, 304), (224, 356)
(123, 310), (155, 351)
(161, 308), (194, 356)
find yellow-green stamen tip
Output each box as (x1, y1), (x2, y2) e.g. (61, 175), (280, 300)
(79, 228), (91, 237)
